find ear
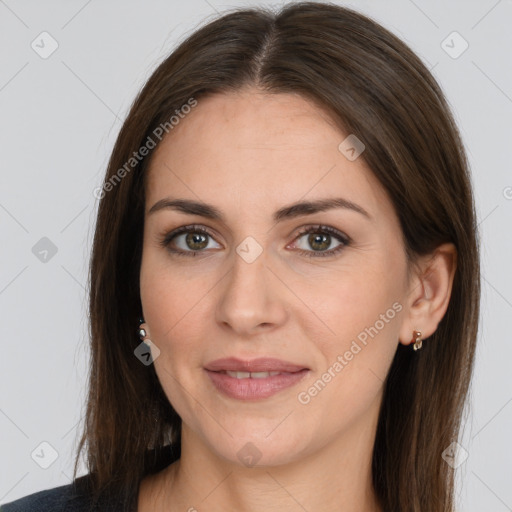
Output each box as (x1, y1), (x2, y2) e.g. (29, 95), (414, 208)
(398, 243), (457, 346)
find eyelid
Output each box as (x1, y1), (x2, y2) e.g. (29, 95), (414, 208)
(292, 224), (350, 245)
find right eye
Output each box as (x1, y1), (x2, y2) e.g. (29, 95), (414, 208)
(159, 225), (222, 256)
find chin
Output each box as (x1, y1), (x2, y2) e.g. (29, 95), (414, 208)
(210, 431), (312, 469)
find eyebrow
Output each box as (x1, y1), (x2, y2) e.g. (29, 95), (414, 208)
(148, 196), (371, 222)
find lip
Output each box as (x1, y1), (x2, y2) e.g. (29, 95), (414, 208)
(204, 357), (309, 373)
(205, 368), (310, 400)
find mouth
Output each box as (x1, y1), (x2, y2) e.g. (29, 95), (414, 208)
(204, 367), (310, 400)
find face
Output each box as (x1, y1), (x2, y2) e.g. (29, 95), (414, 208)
(139, 88), (411, 467)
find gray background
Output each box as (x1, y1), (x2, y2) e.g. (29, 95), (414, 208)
(1, 0), (511, 510)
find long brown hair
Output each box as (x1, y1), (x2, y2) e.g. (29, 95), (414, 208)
(73, 3), (480, 511)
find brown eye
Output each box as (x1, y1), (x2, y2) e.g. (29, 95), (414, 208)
(160, 225), (221, 256)
(306, 233), (332, 251)
(292, 225), (350, 258)
(183, 232), (209, 251)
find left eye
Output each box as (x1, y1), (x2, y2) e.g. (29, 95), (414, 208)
(290, 226), (350, 258)
(159, 224), (350, 258)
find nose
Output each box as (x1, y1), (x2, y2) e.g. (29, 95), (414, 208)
(215, 244), (289, 337)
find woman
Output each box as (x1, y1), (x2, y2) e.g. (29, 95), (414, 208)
(1, 2), (480, 511)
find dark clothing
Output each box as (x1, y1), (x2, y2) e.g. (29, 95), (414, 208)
(1, 445), (177, 511)
(0, 474), (128, 512)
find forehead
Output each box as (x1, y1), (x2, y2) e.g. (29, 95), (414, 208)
(144, 89), (388, 221)
(149, 89), (343, 167)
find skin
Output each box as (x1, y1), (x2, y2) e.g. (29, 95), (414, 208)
(137, 87), (457, 512)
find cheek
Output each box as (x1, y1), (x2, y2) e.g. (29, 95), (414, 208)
(139, 255), (217, 397)
(293, 255), (404, 344)
(140, 262), (210, 417)
(140, 245), (210, 333)
(331, 274), (402, 343)
(296, 252), (405, 396)
(141, 274), (205, 351)
(294, 274), (401, 436)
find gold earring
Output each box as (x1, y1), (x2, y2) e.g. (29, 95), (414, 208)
(411, 330), (422, 351)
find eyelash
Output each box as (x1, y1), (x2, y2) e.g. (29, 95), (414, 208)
(158, 224), (351, 258)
